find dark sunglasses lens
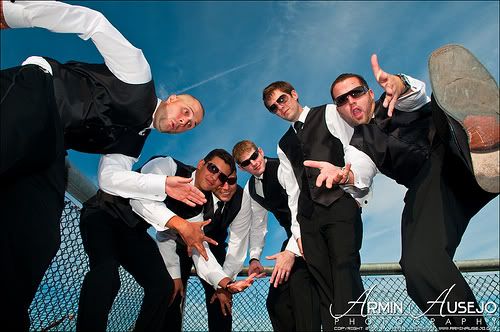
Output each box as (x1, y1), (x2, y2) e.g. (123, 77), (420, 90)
(277, 94), (287, 104)
(218, 173), (228, 184)
(351, 87), (367, 98)
(240, 150), (259, 167)
(207, 163), (219, 174)
(227, 177), (237, 185)
(335, 87), (366, 106)
(335, 94), (349, 106)
(268, 104), (277, 113)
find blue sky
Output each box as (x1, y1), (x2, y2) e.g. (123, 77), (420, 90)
(2, 1), (498, 265)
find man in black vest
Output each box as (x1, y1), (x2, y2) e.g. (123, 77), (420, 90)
(325, 46), (498, 329)
(1, 2), (208, 330)
(78, 149), (254, 331)
(232, 140), (321, 332)
(133, 150), (257, 332)
(262, 81), (378, 330)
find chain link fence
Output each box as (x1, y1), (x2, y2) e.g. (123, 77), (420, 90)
(28, 165), (500, 332)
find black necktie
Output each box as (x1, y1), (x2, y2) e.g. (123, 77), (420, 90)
(214, 201), (224, 223)
(294, 121), (304, 140)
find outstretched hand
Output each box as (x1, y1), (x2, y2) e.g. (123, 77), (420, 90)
(168, 216), (218, 261)
(371, 54), (407, 117)
(165, 176), (206, 207)
(303, 160), (351, 188)
(227, 273), (261, 294)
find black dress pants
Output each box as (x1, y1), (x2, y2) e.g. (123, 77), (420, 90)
(298, 193), (367, 331)
(77, 206), (173, 332)
(0, 65), (66, 331)
(399, 106), (497, 329)
(266, 256), (321, 332)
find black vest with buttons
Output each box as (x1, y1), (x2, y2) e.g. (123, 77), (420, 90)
(44, 57), (157, 158)
(248, 158), (292, 243)
(350, 97), (434, 187)
(278, 105), (346, 218)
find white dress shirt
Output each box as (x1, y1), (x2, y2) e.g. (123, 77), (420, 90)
(3, 1), (168, 201)
(244, 178), (302, 260)
(130, 156), (252, 288)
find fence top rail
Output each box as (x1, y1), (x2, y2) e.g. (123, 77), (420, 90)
(234, 259), (500, 277)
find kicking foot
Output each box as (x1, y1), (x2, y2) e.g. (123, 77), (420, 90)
(429, 44), (499, 193)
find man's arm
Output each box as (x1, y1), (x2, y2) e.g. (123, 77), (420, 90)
(98, 154), (206, 206)
(277, 145), (303, 256)
(245, 182), (268, 273)
(222, 189), (253, 279)
(2, 0), (150, 84)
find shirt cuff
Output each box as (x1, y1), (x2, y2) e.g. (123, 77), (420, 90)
(285, 237), (301, 256)
(167, 266), (181, 279)
(248, 247), (262, 261)
(146, 174), (168, 198)
(206, 270), (229, 290)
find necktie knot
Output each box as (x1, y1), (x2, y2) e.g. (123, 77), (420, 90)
(294, 121), (303, 133)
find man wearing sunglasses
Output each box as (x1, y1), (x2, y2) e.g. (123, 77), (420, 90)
(1, 2), (208, 329)
(232, 140), (321, 332)
(132, 149), (257, 332)
(262, 79), (382, 330)
(77, 149), (240, 331)
(326, 47), (498, 329)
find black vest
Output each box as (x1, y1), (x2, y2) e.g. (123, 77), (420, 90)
(85, 157), (203, 228)
(200, 186), (244, 264)
(248, 158), (292, 244)
(278, 105), (345, 218)
(44, 57), (157, 158)
(350, 97), (435, 187)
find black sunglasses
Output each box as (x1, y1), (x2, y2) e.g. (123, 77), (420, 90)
(239, 150), (259, 167)
(333, 86), (369, 107)
(226, 177), (237, 185)
(267, 94), (289, 113)
(206, 162), (230, 184)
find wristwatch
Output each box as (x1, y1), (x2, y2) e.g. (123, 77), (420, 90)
(397, 73), (411, 95)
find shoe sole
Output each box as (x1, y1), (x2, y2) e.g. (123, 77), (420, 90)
(429, 44), (499, 193)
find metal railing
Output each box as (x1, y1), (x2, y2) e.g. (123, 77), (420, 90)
(27, 161), (500, 331)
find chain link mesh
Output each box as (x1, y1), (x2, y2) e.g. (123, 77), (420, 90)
(29, 199), (499, 331)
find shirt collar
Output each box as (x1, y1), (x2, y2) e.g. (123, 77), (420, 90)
(139, 99), (161, 135)
(292, 106), (310, 133)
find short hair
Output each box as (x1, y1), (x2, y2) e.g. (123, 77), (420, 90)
(330, 73), (369, 101)
(232, 140), (258, 163)
(262, 81), (296, 102)
(203, 148), (235, 174)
